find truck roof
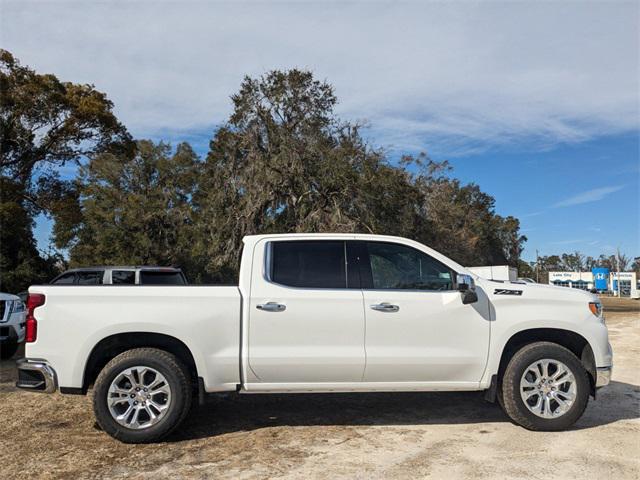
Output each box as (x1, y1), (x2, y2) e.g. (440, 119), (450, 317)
(242, 233), (413, 241)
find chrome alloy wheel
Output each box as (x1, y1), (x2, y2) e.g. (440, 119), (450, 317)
(107, 366), (172, 429)
(520, 359), (577, 419)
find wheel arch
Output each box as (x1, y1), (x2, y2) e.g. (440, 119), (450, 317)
(493, 328), (596, 399)
(81, 332), (199, 394)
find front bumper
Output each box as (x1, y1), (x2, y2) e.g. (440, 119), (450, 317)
(0, 311), (27, 344)
(0, 323), (24, 344)
(595, 366), (612, 388)
(16, 359), (58, 393)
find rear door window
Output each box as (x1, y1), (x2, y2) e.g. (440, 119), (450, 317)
(112, 270), (136, 285)
(76, 271), (104, 285)
(270, 241), (347, 289)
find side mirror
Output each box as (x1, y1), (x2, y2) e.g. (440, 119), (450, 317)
(457, 274), (478, 305)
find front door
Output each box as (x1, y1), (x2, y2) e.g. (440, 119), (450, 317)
(358, 241), (491, 385)
(248, 239), (366, 384)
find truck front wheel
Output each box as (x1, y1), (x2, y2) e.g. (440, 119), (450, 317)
(93, 348), (192, 443)
(500, 341), (590, 431)
(0, 341), (19, 360)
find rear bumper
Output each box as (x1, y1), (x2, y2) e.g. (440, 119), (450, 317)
(595, 366), (612, 388)
(16, 358), (58, 393)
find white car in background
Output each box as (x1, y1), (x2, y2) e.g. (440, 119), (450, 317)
(0, 292), (26, 359)
(49, 266), (187, 285)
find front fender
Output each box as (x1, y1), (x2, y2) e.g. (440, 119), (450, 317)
(481, 316), (612, 386)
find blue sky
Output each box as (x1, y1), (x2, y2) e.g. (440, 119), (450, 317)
(446, 134), (639, 260)
(3, 0), (639, 262)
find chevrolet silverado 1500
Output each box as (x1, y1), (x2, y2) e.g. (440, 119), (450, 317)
(17, 234), (612, 443)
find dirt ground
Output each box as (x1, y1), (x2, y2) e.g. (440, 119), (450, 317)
(1, 297), (638, 479)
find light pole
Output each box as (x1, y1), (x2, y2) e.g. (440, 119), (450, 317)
(616, 247), (622, 298)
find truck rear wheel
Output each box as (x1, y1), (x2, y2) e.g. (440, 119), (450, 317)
(500, 341), (590, 431)
(93, 348), (192, 443)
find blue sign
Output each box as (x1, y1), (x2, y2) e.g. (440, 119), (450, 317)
(592, 268), (609, 291)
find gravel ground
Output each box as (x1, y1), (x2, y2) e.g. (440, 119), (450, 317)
(1, 297), (638, 479)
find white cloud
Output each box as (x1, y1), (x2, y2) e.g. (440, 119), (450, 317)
(522, 211), (544, 218)
(553, 185), (625, 207)
(1, 0), (638, 155)
(549, 239), (588, 245)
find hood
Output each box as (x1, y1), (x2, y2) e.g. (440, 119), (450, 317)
(0, 292), (20, 301)
(476, 278), (598, 304)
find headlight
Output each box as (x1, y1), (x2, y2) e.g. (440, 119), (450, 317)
(12, 300), (25, 313)
(2, 300), (25, 319)
(589, 302), (603, 318)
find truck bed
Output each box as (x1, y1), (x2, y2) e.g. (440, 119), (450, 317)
(26, 285), (242, 391)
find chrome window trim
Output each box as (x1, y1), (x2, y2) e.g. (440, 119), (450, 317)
(261, 239), (460, 293)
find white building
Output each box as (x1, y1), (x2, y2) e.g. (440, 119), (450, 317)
(549, 271), (638, 298)
(548, 271), (595, 290)
(611, 272), (639, 298)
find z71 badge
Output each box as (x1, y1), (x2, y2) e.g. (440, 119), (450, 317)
(494, 289), (523, 296)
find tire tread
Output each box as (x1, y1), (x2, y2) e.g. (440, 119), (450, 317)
(501, 341), (590, 431)
(93, 347), (192, 443)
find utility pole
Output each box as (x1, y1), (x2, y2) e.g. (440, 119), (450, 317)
(535, 249), (540, 283)
(616, 247), (622, 298)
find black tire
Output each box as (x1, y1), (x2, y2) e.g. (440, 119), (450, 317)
(93, 348), (192, 443)
(0, 341), (19, 360)
(500, 341), (590, 431)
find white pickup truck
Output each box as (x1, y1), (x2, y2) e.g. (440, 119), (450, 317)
(17, 234), (613, 443)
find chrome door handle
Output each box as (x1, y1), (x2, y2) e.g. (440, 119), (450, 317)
(370, 302), (399, 312)
(256, 302), (286, 312)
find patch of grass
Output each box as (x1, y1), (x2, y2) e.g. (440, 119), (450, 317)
(600, 296), (640, 314)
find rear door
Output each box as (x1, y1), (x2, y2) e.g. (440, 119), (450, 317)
(248, 239), (366, 384)
(358, 240), (490, 384)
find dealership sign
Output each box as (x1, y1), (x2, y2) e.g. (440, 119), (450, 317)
(592, 268), (609, 291)
(549, 272), (578, 279)
(611, 272), (634, 279)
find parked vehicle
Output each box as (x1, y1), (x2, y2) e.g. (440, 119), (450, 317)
(0, 292), (27, 359)
(17, 234), (612, 443)
(518, 277), (537, 283)
(50, 266), (187, 285)
(468, 265), (517, 281)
